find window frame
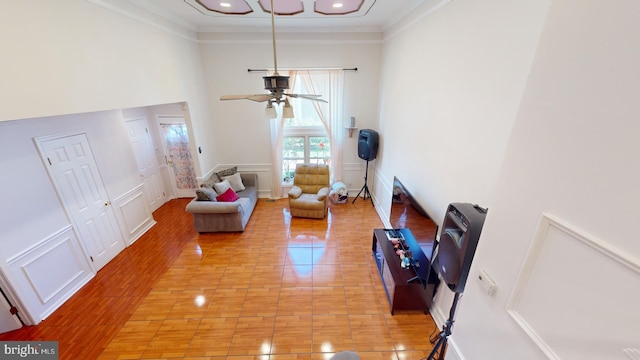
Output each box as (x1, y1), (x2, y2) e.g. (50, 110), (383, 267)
(282, 126), (330, 185)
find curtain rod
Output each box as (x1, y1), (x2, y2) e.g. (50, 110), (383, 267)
(247, 67), (357, 72)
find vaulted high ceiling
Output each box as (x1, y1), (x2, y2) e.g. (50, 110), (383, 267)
(125, 0), (435, 32)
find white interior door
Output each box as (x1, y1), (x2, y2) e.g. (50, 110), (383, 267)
(0, 290), (22, 334)
(37, 132), (126, 271)
(157, 116), (198, 198)
(125, 118), (166, 212)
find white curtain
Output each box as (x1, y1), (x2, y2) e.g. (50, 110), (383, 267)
(298, 70), (345, 183)
(269, 70), (296, 199)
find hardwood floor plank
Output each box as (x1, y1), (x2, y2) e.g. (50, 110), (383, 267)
(0, 198), (439, 359)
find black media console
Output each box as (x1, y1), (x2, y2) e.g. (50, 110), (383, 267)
(372, 228), (440, 315)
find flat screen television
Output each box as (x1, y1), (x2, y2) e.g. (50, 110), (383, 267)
(390, 176), (439, 258)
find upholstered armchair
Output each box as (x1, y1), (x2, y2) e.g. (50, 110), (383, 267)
(288, 163), (330, 219)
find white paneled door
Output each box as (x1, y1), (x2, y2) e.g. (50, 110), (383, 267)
(0, 291), (22, 334)
(36, 132), (125, 271)
(125, 118), (166, 212)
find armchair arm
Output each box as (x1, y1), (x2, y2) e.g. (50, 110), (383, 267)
(317, 187), (330, 201)
(288, 185), (303, 199)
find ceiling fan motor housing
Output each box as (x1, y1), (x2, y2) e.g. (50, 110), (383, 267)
(263, 75), (290, 91)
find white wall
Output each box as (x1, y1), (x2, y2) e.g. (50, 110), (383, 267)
(0, 110), (143, 321)
(373, 0), (552, 336)
(451, 0), (640, 359)
(375, 0), (551, 222)
(197, 33), (382, 195)
(0, 0), (186, 121)
(0, 0), (216, 174)
(0, 0), (212, 322)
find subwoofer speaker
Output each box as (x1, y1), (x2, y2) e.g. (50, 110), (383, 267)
(435, 203), (488, 293)
(357, 129), (379, 161)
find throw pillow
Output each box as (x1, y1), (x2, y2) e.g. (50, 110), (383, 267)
(215, 166), (237, 179)
(222, 172), (245, 192)
(216, 187), (239, 202)
(213, 179), (231, 195)
(201, 173), (221, 189)
(195, 188), (218, 201)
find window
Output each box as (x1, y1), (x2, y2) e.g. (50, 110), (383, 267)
(282, 134), (330, 183)
(281, 75), (330, 184)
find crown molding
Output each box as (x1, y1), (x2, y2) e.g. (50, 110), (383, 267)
(383, 0), (452, 42)
(87, 0), (451, 44)
(86, 0), (198, 41)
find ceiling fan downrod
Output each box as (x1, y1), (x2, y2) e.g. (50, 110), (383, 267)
(262, 0), (289, 101)
(270, 0), (278, 75)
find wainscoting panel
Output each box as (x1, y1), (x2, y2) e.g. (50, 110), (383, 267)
(507, 214), (640, 360)
(199, 163), (367, 200)
(203, 164), (275, 199)
(6, 225), (94, 323)
(113, 184), (156, 246)
(343, 162), (366, 194)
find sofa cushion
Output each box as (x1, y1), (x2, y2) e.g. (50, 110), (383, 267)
(216, 187), (239, 202)
(222, 172), (245, 192)
(237, 197), (251, 213)
(216, 166), (237, 178)
(213, 179), (232, 194)
(201, 173), (221, 188)
(195, 187), (218, 201)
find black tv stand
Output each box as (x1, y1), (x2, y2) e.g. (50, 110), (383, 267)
(407, 275), (425, 285)
(372, 228), (440, 314)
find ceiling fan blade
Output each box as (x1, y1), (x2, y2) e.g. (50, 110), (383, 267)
(220, 94), (274, 102)
(287, 93), (328, 103)
(287, 94), (322, 98)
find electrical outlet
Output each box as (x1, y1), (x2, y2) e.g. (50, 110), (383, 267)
(478, 269), (497, 296)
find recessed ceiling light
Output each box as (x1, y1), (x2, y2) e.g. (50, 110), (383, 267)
(220, 2), (231, 7)
(333, 3), (343, 8)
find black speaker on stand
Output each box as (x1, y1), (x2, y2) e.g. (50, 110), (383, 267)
(353, 129), (379, 206)
(427, 203), (488, 360)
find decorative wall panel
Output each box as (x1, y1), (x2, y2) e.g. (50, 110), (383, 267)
(113, 184), (156, 246)
(6, 226), (93, 322)
(507, 214), (640, 360)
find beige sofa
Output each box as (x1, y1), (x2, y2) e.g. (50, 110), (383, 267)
(185, 173), (259, 232)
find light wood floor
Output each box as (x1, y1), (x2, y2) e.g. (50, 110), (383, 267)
(0, 198), (438, 359)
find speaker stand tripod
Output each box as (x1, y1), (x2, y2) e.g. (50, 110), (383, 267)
(427, 291), (462, 360)
(353, 159), (374, 206)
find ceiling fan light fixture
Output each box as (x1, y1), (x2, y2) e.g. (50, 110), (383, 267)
(265, 102), (277, 119)
(283, 99), (295, 119)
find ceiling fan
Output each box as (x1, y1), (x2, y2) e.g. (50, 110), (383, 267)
(219, 0), (327, 118)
